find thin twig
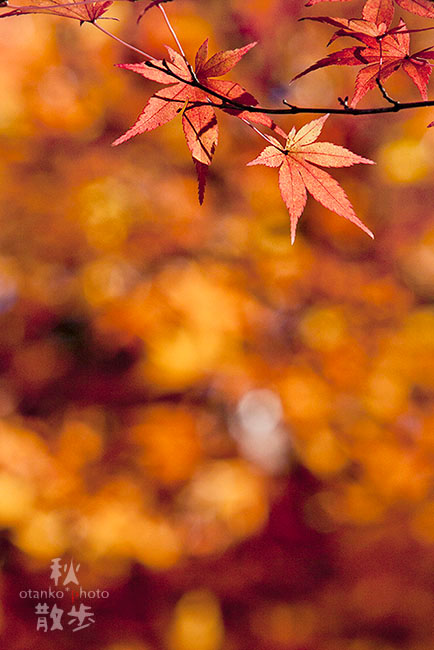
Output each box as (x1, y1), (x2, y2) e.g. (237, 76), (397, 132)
(376, 78), (399, 107)
(337, 96), (350, 111)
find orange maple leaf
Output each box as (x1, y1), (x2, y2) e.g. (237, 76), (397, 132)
(247, 115), (375, 243)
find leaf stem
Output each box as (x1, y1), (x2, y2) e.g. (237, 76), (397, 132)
(92, 21), (155, 60)
(240, 118), (284, 150)
(158, 3), (186, 59)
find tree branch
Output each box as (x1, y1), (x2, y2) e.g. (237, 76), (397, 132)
(146, 60), (434, 117)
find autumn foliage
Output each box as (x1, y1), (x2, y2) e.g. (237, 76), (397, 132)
(1, 0), (434, 649)
(112, 40), (281, 203)
(293, 7), (434, 106)
(1, 0), (434, 238)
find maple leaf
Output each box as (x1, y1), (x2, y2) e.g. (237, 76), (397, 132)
(194, 160), (208, 205)
(247, 115), (375, 243)
(293, 12), (434, 107)
(302, 0), (394, 44)
(394, 0), (434, 19)
(113, 40), (285, 202)
(362, 0), (395, 27)
(305, 0), (434, 20)
(0, 0), (111, 21)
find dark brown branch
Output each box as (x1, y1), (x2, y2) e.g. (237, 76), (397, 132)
(147, 60), (434, 117)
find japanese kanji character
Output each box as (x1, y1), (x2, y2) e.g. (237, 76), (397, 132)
(50, 603), (64, 631)
(35, 602), (49, 632)
(67, 603), (95, 631)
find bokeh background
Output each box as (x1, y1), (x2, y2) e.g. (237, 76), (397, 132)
(1, 0), (434, 648)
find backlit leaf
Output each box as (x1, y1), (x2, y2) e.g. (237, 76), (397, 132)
(247, 115), (374, 243)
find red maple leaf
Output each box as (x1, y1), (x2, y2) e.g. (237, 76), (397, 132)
(113, 41), (284, 203)
(362, 0), (395, 27)
(391, 0), (434, 19)
(303, 0), (394, 43)
(0, 0), (111, 21)
(305, 0), (434, 21)
(247, 115), (375, 243)
(293, 2), (434, 107)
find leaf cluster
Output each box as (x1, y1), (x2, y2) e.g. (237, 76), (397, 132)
(1, 0), (434, 241)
